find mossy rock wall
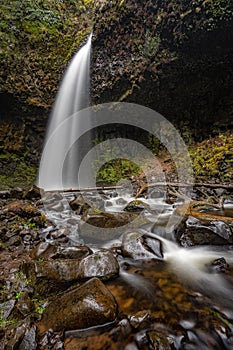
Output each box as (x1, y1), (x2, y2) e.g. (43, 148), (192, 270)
(0, 94), (47, 189)
(0, 0), (93, 108)
(0, 0), (94, 189)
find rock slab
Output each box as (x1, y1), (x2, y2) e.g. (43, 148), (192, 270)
(39, 277), (118, 332)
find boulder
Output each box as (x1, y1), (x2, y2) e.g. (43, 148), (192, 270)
(205, 257), (229, 274)
(0, 299), (15, 320)
(18, 326), (37, 350)
(121, 232), (163, 260)
(22, 185), (41, 200)
(23, 249), (119, 295)
(79, 250), (119, 280)
(27, 250), (118, 282)
(147, 330), (175, 350)
(30, 259), (81, 281)
(175, 215), (233, 246)
(80, 212), (136, 242)
(31, 242), (92, 260)
(123, 200), (150, 212)
(39, 277), (118, 332)
(129, 310), (151, 330)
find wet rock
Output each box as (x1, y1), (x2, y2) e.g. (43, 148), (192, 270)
(31, 242), (92, 260)
(22, 185), (41, 200)
(31, 260), (81, 281)
(145, 237), (164, 258)
(6, 235), (22, 247)
(49, 228), (71, 241)
(39, 329), (64, 350)
(39, 277), (118, 332)
(22, 259), (80, 296)
(79, 250), (119, 280)
(205, 257), (230, 273)
(124, 343), (139, 350)
(129, 310), (151, 329)
(16, 292), (34, 317)
(69, 195), (91, 214)
(109, 318), (132, 340)
(135, 331), (150, 348)
(51, 245), (92, 260)
(176, 216), (233, 246)
(123, 200), (150, 212)
(5, 318), (31, 350)
(121, 232), (163, 260)
(0, 190), (11, 199)
(80, 212), (135, 242)
(3, 201), (38, 217)
(85, 212), (134, 228)
(24, 250), (118, 295)
(223, 199), (233, 209)
(1, 200), (46, 228)
(0, 299), (15, 319)
(115, 198), (128, 206)
(9, 187), (24, 199)
(18, 325), (37, 350)
(147, 330), (175, 350)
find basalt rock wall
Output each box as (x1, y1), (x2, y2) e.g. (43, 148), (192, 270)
(92, 0), (233, 138)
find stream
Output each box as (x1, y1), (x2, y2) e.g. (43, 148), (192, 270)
(37, 187), (233, 349)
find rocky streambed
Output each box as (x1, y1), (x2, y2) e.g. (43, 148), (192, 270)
(0, 184), (233, 349)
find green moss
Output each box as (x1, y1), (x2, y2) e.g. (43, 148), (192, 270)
(0, 121), (38, 190)
(0, 0), (93, 108)
(0, 159), (37, 190)
(148, 133), (160, 155)
(96, 159), (141, 186)
(189, 132), (233, 182)
(143, 32), (161, 59)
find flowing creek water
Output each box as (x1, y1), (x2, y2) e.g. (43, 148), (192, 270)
(40, 189), (233, 349)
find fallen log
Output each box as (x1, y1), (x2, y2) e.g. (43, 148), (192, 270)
(43, 182), (233, 193)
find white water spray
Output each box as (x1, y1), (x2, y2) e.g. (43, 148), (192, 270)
(38, 34), (92, 190)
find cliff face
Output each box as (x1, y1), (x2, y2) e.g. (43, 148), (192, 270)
(0, 0), (233, 188)
(0, 0), (93, 189)
(92, 0), (233, 137)
(1, 0), (232, 131)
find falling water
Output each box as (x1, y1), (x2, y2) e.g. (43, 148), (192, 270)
(38, 33), (92, 190)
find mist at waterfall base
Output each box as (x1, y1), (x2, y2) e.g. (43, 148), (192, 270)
(38, 34), (92, 190)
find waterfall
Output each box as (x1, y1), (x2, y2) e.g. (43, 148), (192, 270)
(38, 33), (92, 190)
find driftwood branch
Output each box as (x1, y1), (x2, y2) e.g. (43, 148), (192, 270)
(167, 187), (223, 210)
